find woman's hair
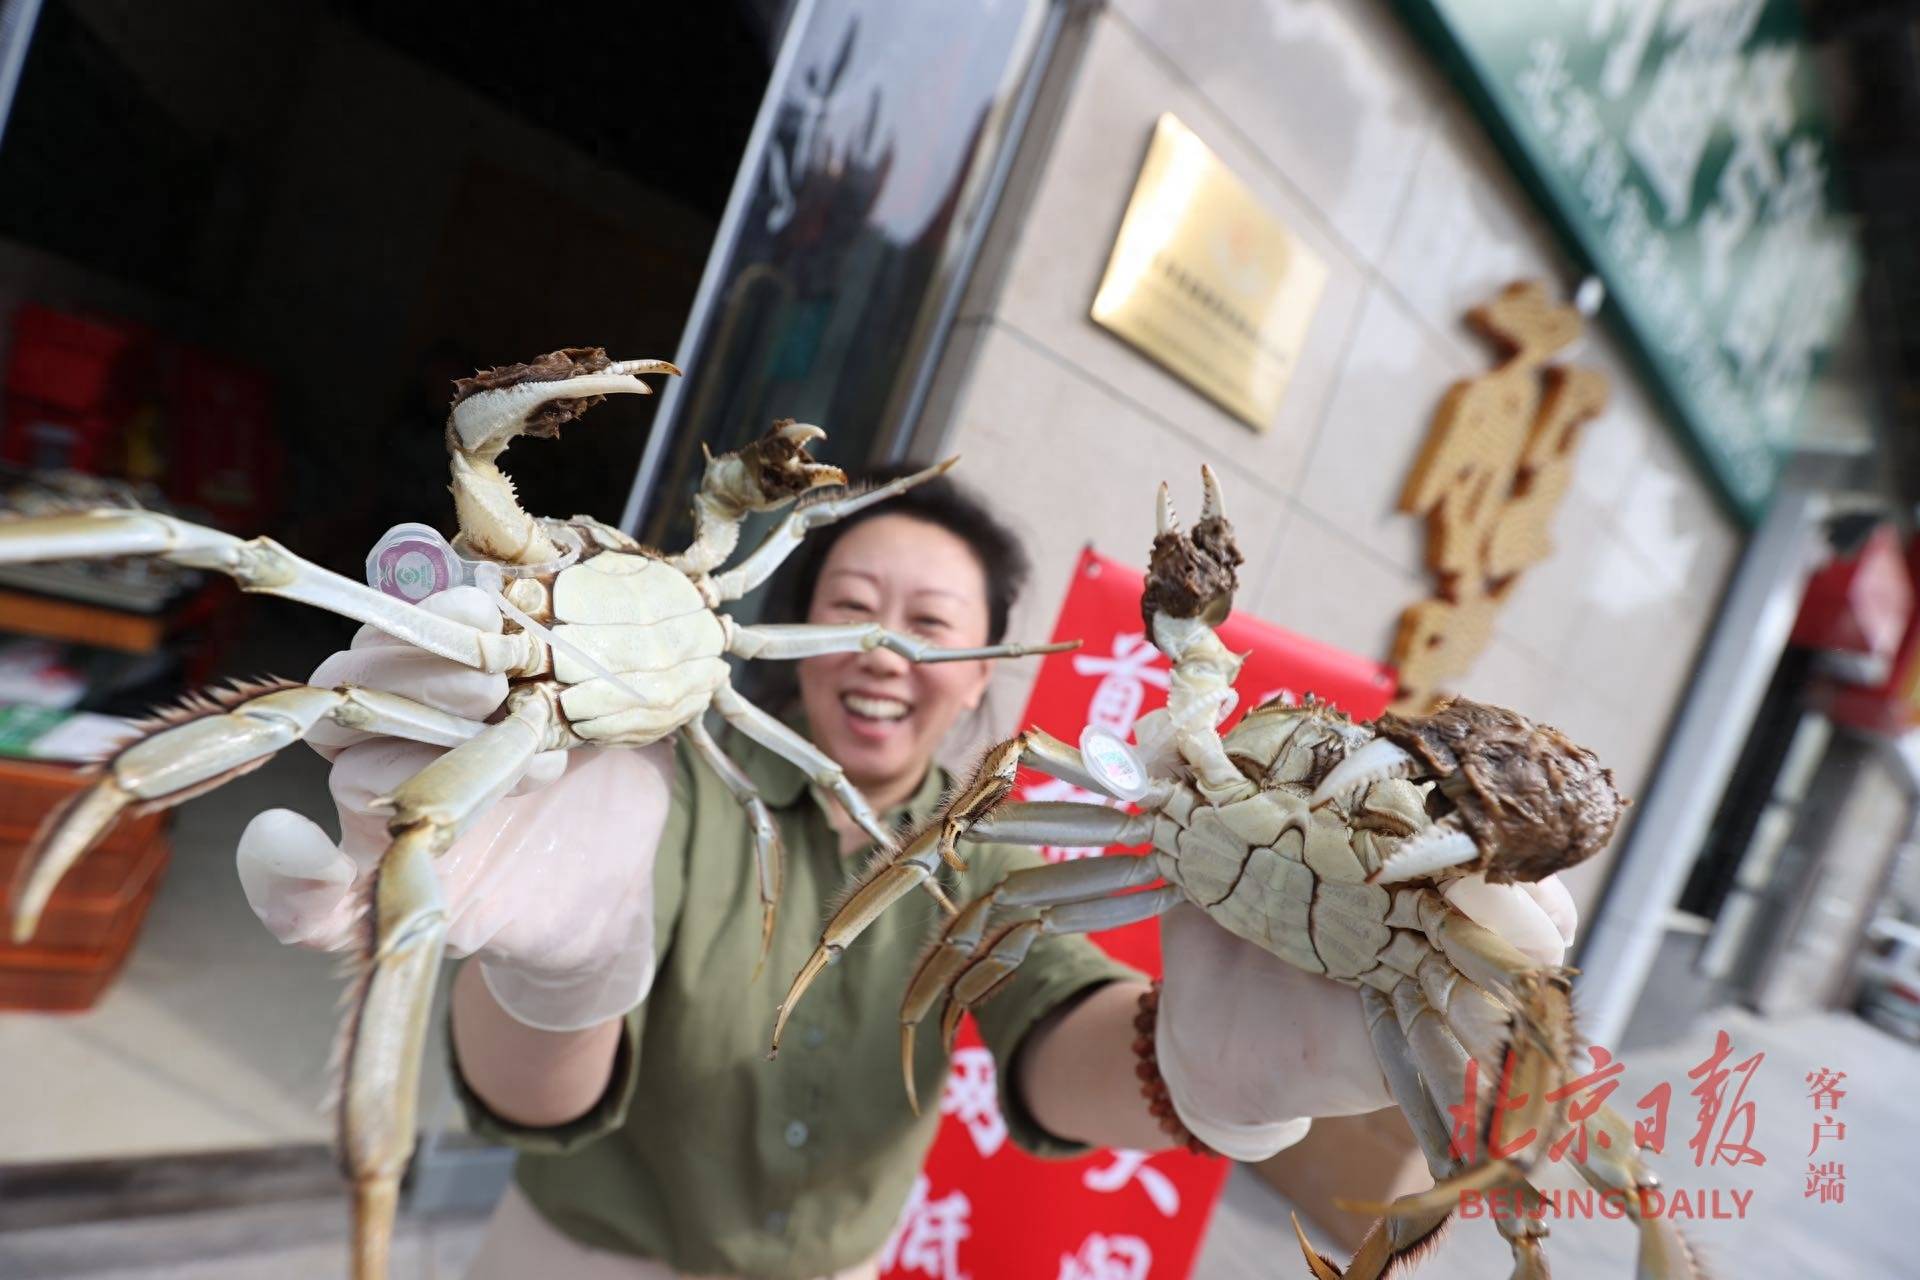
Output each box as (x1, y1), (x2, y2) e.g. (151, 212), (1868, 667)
(770, 465), (1031, 643)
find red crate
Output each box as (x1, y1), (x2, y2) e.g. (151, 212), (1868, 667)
(0, 837), (168, 951)
(0, 756), (171, 1012)
(4, 305), (146, 414)
(0, 870), (162, 1012)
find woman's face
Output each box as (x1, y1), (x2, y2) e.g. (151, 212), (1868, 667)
(798, 514), (996, 800)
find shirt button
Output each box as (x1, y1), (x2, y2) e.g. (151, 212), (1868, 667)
(784, 1120), (809, 1148)
(764, 1209), (788, 1233)
(803, 1025), (827, 1050)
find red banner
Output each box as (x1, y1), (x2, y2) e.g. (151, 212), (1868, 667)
(879, 547), (1397, 1280)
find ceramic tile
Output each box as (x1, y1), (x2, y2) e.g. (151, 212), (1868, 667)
(0, 1014), (287, 1162)
(983, 15), (1370, 499)
(1455, 633), (1555, 717)
(1237, 504), (1297, 615)
(1248, 505), (1421, 665)
(1563, 332), (1661, 512)
(0, 1199), (436, 1280)
(1292, 282), (1466, 577)
(1492, 498), (1625, 668)
(949, 323), (1290, 676)
(1555, 536), (1715, 728)
(428, 1213), (491, 1280)
(1378, 109), (1577, 371)
(1612, 425), (1744, 598)
(1110, 0), (1434, 265)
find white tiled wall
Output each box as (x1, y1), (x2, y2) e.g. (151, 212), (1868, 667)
(929, 2), (1746, 911)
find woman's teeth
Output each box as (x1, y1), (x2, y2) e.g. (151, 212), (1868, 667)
(843, 693), (911, 721)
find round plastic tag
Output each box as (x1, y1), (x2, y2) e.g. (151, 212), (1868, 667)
(367, 523), (464, 603)
(1079, 725), (1149, 802)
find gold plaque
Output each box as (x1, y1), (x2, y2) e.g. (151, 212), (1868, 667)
(1091, 114), (1328, 431)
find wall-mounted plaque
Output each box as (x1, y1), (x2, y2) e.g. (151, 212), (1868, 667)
(1091, 114), (1327, 431)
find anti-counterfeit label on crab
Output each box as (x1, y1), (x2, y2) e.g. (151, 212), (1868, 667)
(1079, 726), (1149, 802)
(367, 523), (463, 603)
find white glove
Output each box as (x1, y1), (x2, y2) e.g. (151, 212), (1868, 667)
(1156, 874), (1578, 1161)
(235, 587), (674, 1032)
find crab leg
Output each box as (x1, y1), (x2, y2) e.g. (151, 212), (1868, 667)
(707, 457), (960, 602)
(774, 731), (1158, 1049)
(681, 717), (784, 974)
(341, 685), (558, 1280)
(1317, 981), (1555, 1280)
(672, 422), (850, 577)
(1295, 988), (1467, 1280)
(725, 621), (1077, 665)
(448, 356), (676, 565)
(9, 682), (487, 942)
(1566, 1103), (1702, 1278)
(965, 801), (1153, 848)
(710, 684), (898, 853)
(0, 512), (536, 673)
(1370, 963), (1575, 1219)
(895, 861), (1178, 1108)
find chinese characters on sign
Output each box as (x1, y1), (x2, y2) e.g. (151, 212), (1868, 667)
(1392, 282), (1608, 712)
(882, 1175), (973, 1280)
(1396, 0), (1860, 521)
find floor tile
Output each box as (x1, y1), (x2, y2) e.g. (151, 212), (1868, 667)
(1111, 0), (1434, 266)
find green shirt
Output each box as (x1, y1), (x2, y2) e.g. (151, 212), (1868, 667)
(454, 717), (1141, 1279)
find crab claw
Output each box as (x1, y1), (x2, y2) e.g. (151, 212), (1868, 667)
(1374, 698), (1626, 884)
(449, 348), (677, 458)
(1310, 737), (1419, 809)
(708, 419), (849, 516)
(1198, 463), (1226, 523)
(1368, 817), (1481, 884)
(1293, 1214), (1345, 1280)
(1141, 469), (1243, 630)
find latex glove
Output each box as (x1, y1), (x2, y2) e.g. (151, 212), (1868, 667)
(1156, 874), (1578, 1161)
(235, 587), (674, 1032)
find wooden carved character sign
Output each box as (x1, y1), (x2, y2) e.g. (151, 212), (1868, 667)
(1392, 281), (1609, 713)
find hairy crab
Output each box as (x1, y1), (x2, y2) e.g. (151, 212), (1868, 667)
(0, 349), (1069, 1279)
(775, 469), (1697, 1280)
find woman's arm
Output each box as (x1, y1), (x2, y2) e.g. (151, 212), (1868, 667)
(1014, 980), (1171, 1151)
(450, 961), (626, 1129)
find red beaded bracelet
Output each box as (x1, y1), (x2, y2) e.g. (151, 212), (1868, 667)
(1134, 981), (1218, 1158)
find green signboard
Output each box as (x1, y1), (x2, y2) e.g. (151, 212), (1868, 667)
(1396, 0), (1859, 523)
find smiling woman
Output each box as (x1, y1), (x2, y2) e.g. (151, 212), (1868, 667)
(787, 469), (1029, 829)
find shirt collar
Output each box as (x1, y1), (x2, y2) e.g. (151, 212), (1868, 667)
(730, 706), (950, 831)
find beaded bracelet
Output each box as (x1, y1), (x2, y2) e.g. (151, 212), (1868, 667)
(1133, 980), (1219, 1158)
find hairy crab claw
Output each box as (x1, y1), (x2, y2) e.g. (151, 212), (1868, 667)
(450, 348), (681, 457)
(725, 418), (848, 502)
(447, 348), (681, 565)
(1313, 697), (1626, 886)
(1141, 465), (1243, 629)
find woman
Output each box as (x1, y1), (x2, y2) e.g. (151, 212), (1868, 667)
(236, 471), (1577, 1279)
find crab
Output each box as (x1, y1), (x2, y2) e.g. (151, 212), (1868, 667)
(0, 348), (1071, 1280)
(774, 469), (1699, 1280)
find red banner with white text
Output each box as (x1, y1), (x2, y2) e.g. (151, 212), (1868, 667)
(878, 547), (1397, 1280)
